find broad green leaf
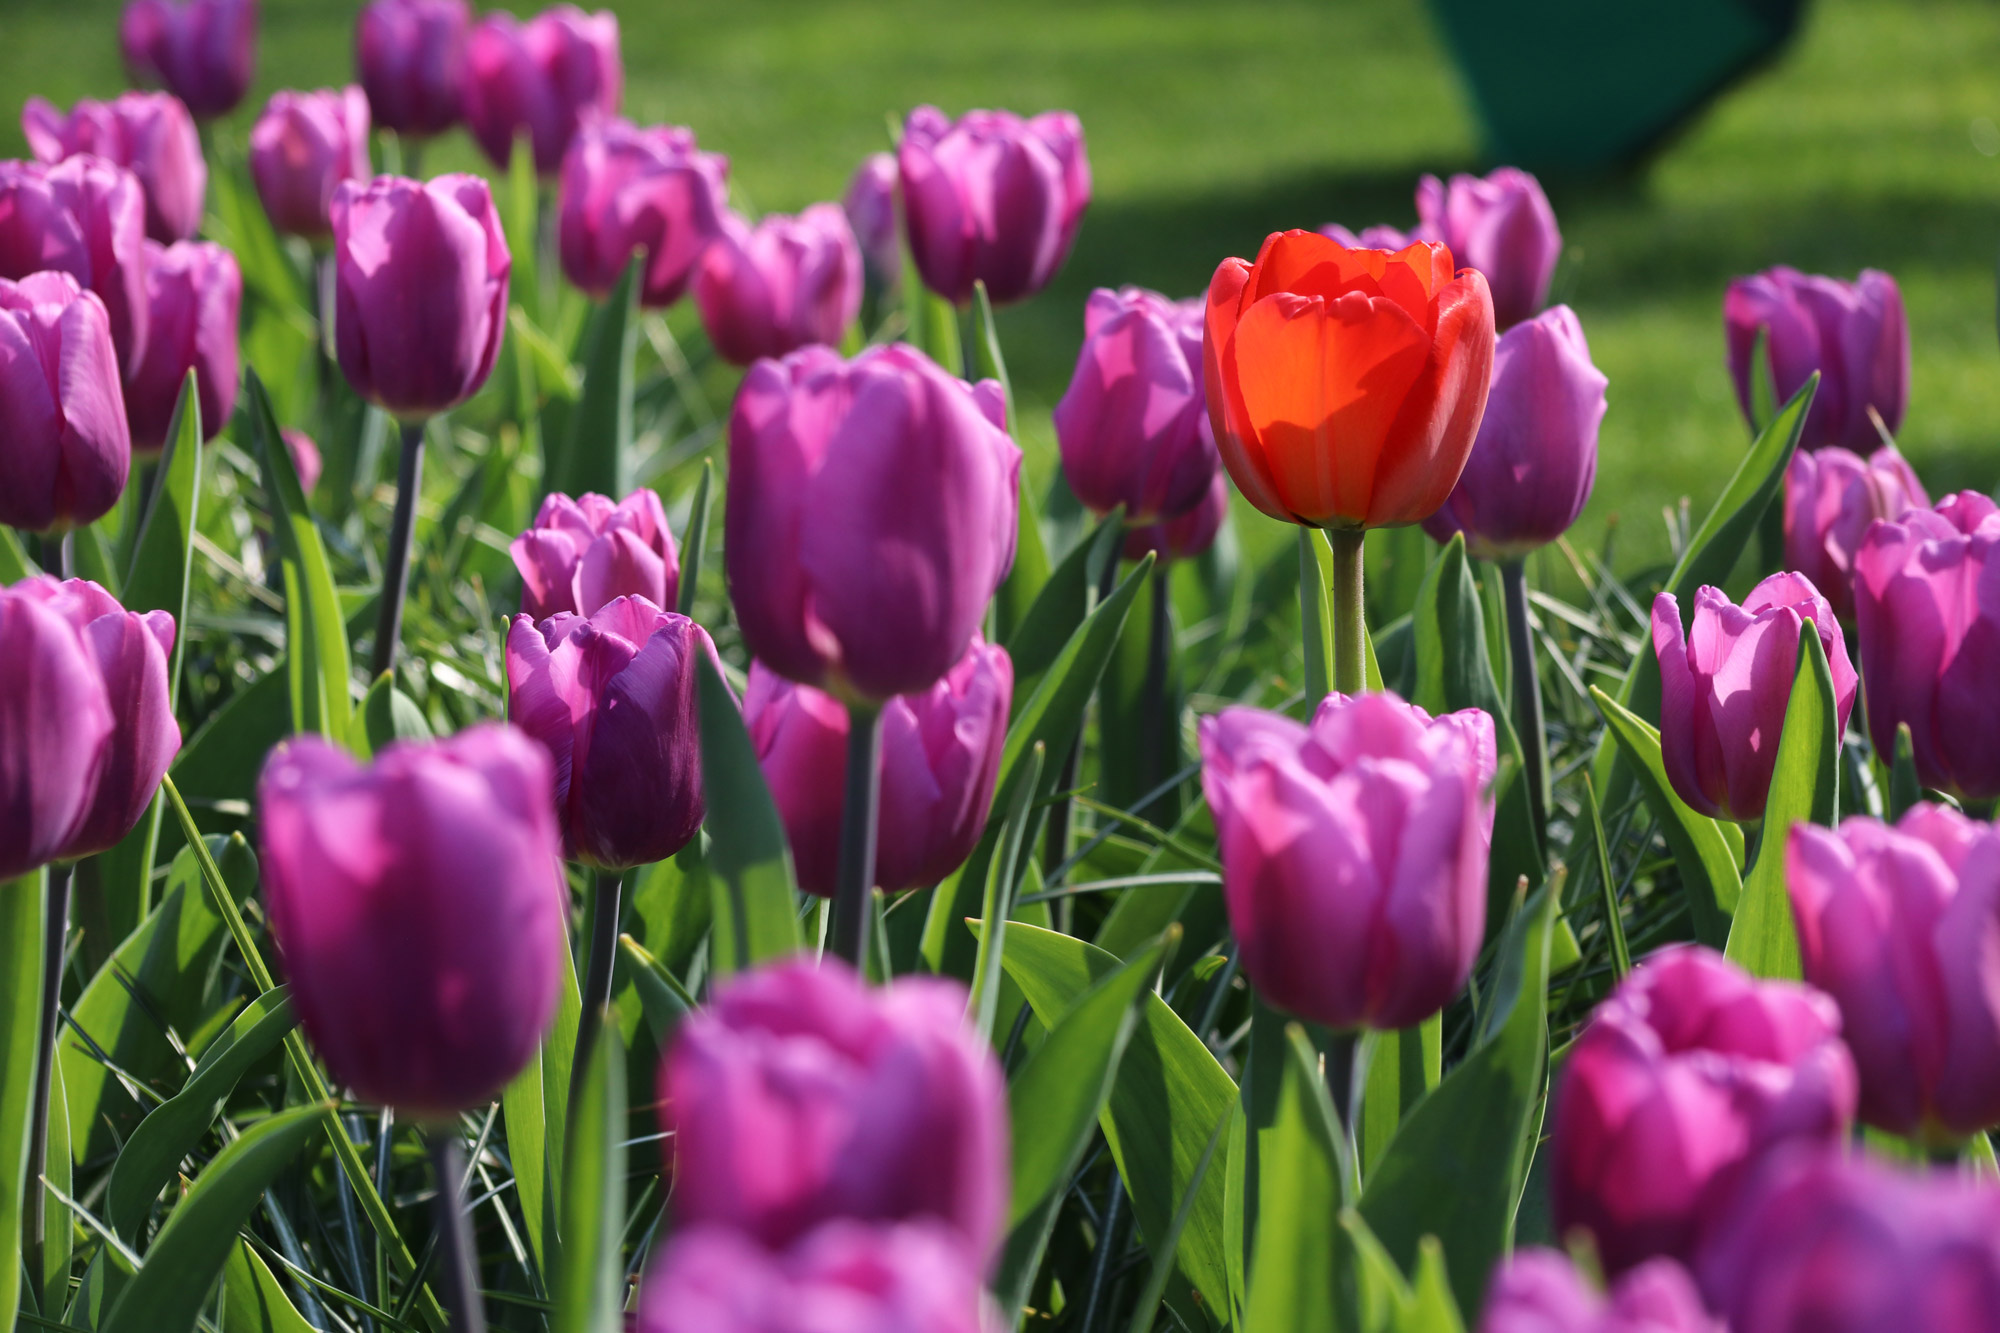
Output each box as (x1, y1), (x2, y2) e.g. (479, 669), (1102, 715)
(0, 527), (31, 583)
(557, 259), (638, 501)
(696, 653), (803, 975)
(1099, 560), (1185, 815)
(617, 934), (693, 1049)
(1245, 1025), (1345, 1333)
(1339, 1215), (1468, 1333)
(552, 1015), (626, 1333)
(222, 1240), (319, 1333)
(0, 872), (44, 1333)
(39, 1056), (70, 1319)
(631, 836), (713, 979)
(1889, 722), (1923, 822)
(1124, 1106), (1229, 1333)
(1360, 1017), (1441, 1181)
(1582, 776), (1633, 978)
(969, 744), (1044, 1042)
(1301, 528), (1333, 700)
(1004, 508), (1125, 701)
(676, 459), (713, 618)
(971, 280), (1015, 426)
(360, 671), (434, 757)
(994, 459), (1051, 647)
(507, 914), (581, 1280)
(71, 521), (120, 593)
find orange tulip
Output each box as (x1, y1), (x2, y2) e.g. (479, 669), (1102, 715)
(1203, 230), (1496, 529)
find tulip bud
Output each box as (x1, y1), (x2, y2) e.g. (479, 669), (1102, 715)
(355, 0), (470, 140)
(283, 429), (322, 494)
(843, 151), (900, 284)
(1479, 1250), (1720, 1333)
(1198, 691), (1497, 1031)
(125, 239), (240, 451)
(505, 597), (712, 869)
(0, 585), (115, 881)
(1724, 267), (1908, 454)
(1782, 444), (1927, 621)
(1320, 221), (1428, 251)
(21, 92), (206, 243)
(1422, 304), (1605, 560)
(1549, 945), (1857, 1276)
(663, 958), (1008, 1257)
(724, 343), (1021, 703)
(248, 87), (373, 241)
(0, 156), (152, 372)
(1853, 491), (2000, 803)
(511, 489), (680, 620)
(257, 724), (567, 1118)
(1204, 231), (1495, 530)
(897, 104), (1090, 306)
(1122, 469), (1227, 564)
(1414, 168), (1562, 331)
(462, 5), (621, 176)
(119, 0), (257, 121)
(1651, 572), (1859, 822)
(0, 273), (131, 534)
(331, 173), (510, 419)
(744, 637), (1012, 897)
(557, 120), (728, 308)
(695, 205), (864, 366)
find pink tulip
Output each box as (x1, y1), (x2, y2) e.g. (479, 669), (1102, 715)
(462, 5), (621, 175)
(1782, 444), (1927, 621)
(248, 87), (372, 241)
(283, 429), (322, 494)
(1725, 267), (1908, 454)
(510, 489), (680, 620)
(1122, 469), (1227, 564)
(21, 92), (206, 243)
(355, 0), (469, 139)
(1415, 168), (1562, 330)
(0, 273), (130, 534)
(1480, 1250), (1720, 1333)
(843, 151), (900, 283)
(124, 239), (240, 451)
(557, 119), (728, 308)
(0, 584), (115, 880)
(695, 205), (864, 366)
(120, 0), (256, 120)
(0, 156), (151, 372)
(1319, 221), (1428, 251)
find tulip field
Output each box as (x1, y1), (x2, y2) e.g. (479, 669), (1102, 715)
(6, 2), (2000, 1333)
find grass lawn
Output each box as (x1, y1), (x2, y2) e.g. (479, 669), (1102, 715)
(7, 0), (1999, 576)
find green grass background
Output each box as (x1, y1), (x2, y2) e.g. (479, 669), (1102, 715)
(7, 0), (2000, 573)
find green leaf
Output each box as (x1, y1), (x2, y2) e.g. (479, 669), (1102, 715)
(1360, 1017), (1441, 1181)
(71, 521), (121, 594)
(696, 652), (802, 975)
(1123, 1106), (1230, 1333)
(1582, 777), (1633, 979)
(630, 837), (713, 979)
(557, 258), (639, 500)
(1244, 1025), (1344, 1333)
(552, 1014), (626, 1333)
(971, 280), (1015, 425)
(1098, 556), (1185, 815)
(969, 744), (1045, 1042)
(123, 372), (202, 691)
(222, 1240), (319, 1333)
(616, 934), (693, 1050)
(0, 871), (45, 1333)
(994, 466), (1052, 649)
(1004, 509), (1126, 700)
(0, 527), (32, 584)
(1889, 722), (1923, 822)
(505, 140), (542, 326)
(676, 460), (713, 618)
(360, 671), (434, 757)
(1301, 528), (1333, 700)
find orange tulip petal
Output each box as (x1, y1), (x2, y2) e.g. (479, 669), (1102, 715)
(1205, 257), (1293, 522)
(1249, 230), (1389, 306)
(1367, 268), (1496, 526)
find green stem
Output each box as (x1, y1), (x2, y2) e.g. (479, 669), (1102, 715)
(371, 418), (427, 681)
(1329, 527), (1366, 696)
(1137, 567), (1173, 819)
(25, 862), (70, 1279)
(1501, 559), (1550, 839)
(829, 704), (885, 971)
(568, 868), (622, 1114)
(424, 1131), (487, 1333)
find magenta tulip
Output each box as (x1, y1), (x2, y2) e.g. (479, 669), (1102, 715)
(0, 273), (130, 534)
(248, 87), (372, 241)
(1320, 221), (1426, 251)
(1198, 690), (1497, 1030)
(557, 119), (728, 308)
(331, 173), (509, 419)
(124, 239), (239, 451)
(21, 92), (206, 243)
(897, 104), (1090, 306)
(511, 489), (680, 621)
(1652, 572), (1858, 822)
(1782, 444), (1927, 621)
(1853, 491), (2000, 803)
(283, 429), (322, 494)
(1725, 267), (1908, 454)
(1548, 945), (1858, 1276)
(1122, 470), (1227, 564)
(744, 636), (1012, 897)
(1422, 304), (1605, 560)
(843, 151), (900, 284)
(258, 724), (566, 1117)
(724, 343), (1020, 703)
(695, 205), (864, 366)
(462, 5), (621, 176)
(0, 156), (151, 372)
(0, 585), (114, 880)
(1414, 168), (1562, 330)
(355, 0), (469, 140)
(119, 0), (256, 120)
(1480, 1250), (1720, 1333)
(662, 959), (1008, 1257)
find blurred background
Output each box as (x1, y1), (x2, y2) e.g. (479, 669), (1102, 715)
(7, 0), (2000, 574)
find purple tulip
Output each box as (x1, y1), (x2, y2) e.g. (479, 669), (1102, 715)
(744, 636), (1012, 898)
(724, 343), (1021, 703)
(1652, 572), (1859, 822)
(258, 724), (566, 1117)
(0, 156), (151, 372)
(695, 205), (864, 367)
(21, 92), (206, 243)
(897, 104), (1090, 306)
(1853, 491), (2000, 803)
(1724, 267), (1908, 454)
(1198, 691), (1497, 1031)
(355, 0), (469, 140)
(505, 597), (713, 869)
(662, 958), (1008, 1257)
(1548, 945), (1858, 1276)
(283, 429), (322, 494)
(0, 584), (114, 880)
(843, 151), (900, 284)
(557, 119), (728, 308)
(462, 5), (621, 176)
(1122, 469), (1227, 564)
(124, 239), (240, 451)
(1479, 1250), (1720, 1333)
(511, 489), (680, 621)
(0, 273), (130, 534)
(1414, 168), (1562, 330)
(248, 87), (372, 241)
(119, 0), (256, 121)
(1782, 444), (1927, 622)
(1319, 222), (1429, 251)
(1422, 304), (1605, 560)
(331, 173), (509, 420)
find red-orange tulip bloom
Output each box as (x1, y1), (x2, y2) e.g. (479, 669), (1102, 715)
(1204, 231), (1496, 529)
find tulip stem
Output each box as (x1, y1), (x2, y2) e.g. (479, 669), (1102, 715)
(25, 862), (70, 1281)
(1137, 567), (1173, 819)
(39, 532), (72, 580)
(830, 704), (885, 972)
(1330, 527), (1367, 696)
(1501, 560), (1550, 840)
(569, 868), (623, 1115)
(424, 1129), (488, 1333)
(371, 418), (428, 681)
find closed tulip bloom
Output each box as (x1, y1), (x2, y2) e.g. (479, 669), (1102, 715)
(331, 173), (510, 419)
(0, 585), (114, 881)
(511, 489), (679, 620)
(1549, 945), (1858, 1276)
(843, 151), (900, 284)
(1853, 491), (2000, 803)
(258, 725), (566, 1118)
(1204, 231), (1496, 530)
(1415, 168), (1562, 331)
(462, 6), (621, 176)
(1782, 444), (1927, 621)
(898, 104), (1090, 306)
(248, 87), (372, 241)
(0, 156), (151, 372)
(124, 239), (240, 451)
(1652, 572), (1859, 823)
(119, 0), (256, 121)
(663, 959), (1008, 1256)
(1198, 691), (1497, 1031)
(1724, 267), (1908, 454)
(283, 429), (322, 494)
(1122, 469), (1227, 564)
(1320, 221), (1427, 251)
(1480, 1250), (1720, 1333)
(744, 637), (1012, 897)
(355, 0), (469, 139)
(505, 597), (712, 869)
(558, 119), (728, 307)
(1422, 304), (1605, 560)
(0, 273), (130, 533)
(22, 92), (206, 243)
(725, 343), (1020, 703)
(696, 205), (864, 366)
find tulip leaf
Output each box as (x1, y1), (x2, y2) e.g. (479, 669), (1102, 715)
(0, 870), (45, 1333)
(222, 1239), (320, 1333)
(1589, 686), (1742, 946)
(1099, 559), (1187, 816)
(0, 527), (30, 584)
(616, 934), (693, 1050)
(695, 652), (803, 975)
(969, 743), (1045, 1042)
(995, 465), (1053, 649)
(1359, 1017), (1442, 1182)
(505, 140), (542, 325)
(1244, 1024), (1345, 1333)
(1726, 622), (1838, 981)
(503, 931), (582, 1284)
(360, 671), (434, 757)
(558, 257), (639, 502)
(676, 458), (713, 618)
(972, 281), (1015, 424)
(1889, 722), (1923, 822)
(552, 1014), (625, 1333)
(71, 521), (121, 594)
(631, 836), (714, 980)
(1005, 508), (1127, 700)
(1123, 1106), (1230, 1333)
